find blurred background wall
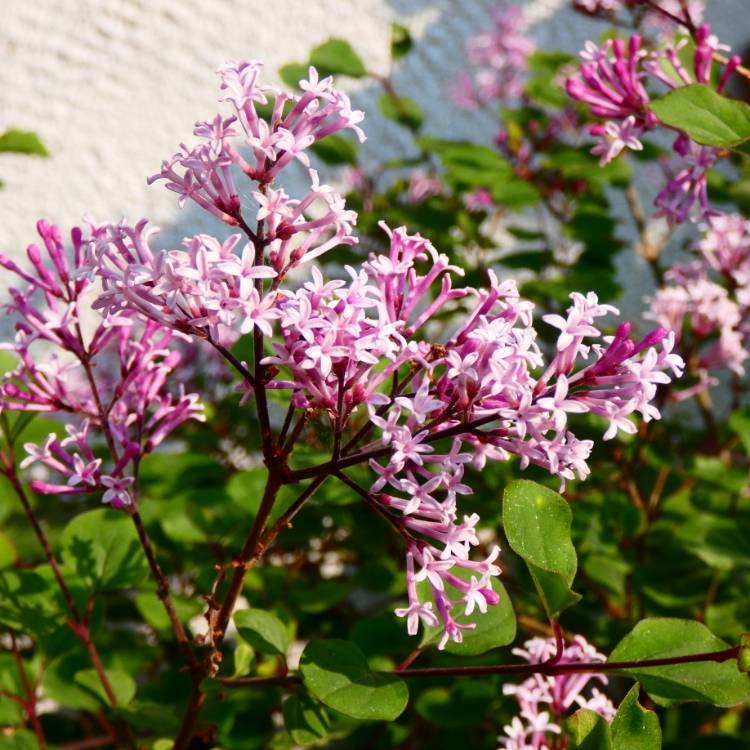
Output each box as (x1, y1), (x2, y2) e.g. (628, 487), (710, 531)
(1, 0), (748, 271)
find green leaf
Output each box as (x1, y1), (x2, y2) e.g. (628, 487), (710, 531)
(378, 93), (423, 131)
(283, 694), (331, 746)
(420, 578), (516, 655)
(310, 134), (358, 165)
(611, 684), (661, 750)
(234, 608), (289, 657)
(299, 639), (408, 721)
(567, 708), (613, 749)
(0, 531), (17, 568)
(61, 509), (149, 592)
(0, 129), (49, 156)
(279, 62), (309, 89)
(135, 591), (201, 634)
(74, 668), (137, 707)
(45, 661), (136, 713)
(0, 729), (40, 750)
(609, 618), (750, 706)
(309, 39), (366, 78)
(739, 633), (750, 673)
(650, 84), (750, 147)
(390, 22), (413, 60)
(503, 480), (580, 617)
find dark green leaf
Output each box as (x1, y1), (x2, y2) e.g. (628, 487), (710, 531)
(299, 639), (408, 721)
(378, 93), (423, 131)
(650, 84), (750, 147)
(420, 578), (516, 655)
(390, 23), (413, 60)
(309, 39), (366, 78)
(611, 684), (661, 750)
(283, 694), (331, 746)
(609, 618), (750, 706)
(0, 129), (49, 156)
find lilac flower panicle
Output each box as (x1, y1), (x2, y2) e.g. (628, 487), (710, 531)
(450, 2), (534, 108)
(0, 221), (205, 509)
(80, 60), (681, 647)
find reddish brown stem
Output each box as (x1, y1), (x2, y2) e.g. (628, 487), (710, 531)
(129, 507), (199, 675)
(221, 645), (741, 687)
(11, 632), (48, 750)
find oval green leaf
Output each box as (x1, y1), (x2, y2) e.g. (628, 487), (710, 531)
(234, 608), (289, 657)
(299, 639), (408, 721)
(610, 618), (750, 707)
(612, 684), (661, 750)
(650, 84), (750, 147)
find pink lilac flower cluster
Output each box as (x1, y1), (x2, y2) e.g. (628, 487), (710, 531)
(450, 2), (535, 109)
(82, 61), (682, 647)
(260, 222), (683, 645)
(573, 0), (704, 32)
(646, 214), (750, 395)
(498, 636), (615, 750)
(566, 24), (739, 223)
(0, 221), (204, 508)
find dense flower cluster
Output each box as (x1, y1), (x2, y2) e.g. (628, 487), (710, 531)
(647, 213), (750, 394)
(0, 221), (204, 507)
(573, 0), (704, 31)
(566, 23), (739, 223)
(450, 2), (534, 108)
(10, 60), (682, 648)
(498, 636), (614, 750)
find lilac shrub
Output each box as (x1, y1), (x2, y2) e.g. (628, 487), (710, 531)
(82, 61), (681, 649)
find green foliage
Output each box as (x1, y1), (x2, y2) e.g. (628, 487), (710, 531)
(61, 509), (149, 591)
(611, 685), (662, 750)
(0, 129), (48, 156)
(650, 84), (750, 147)
(610, 619), (750, 707)
(234, 608), (289, 656)
(299, 639), (409, 721)
(503, 480), (581, 617)
(390, 22), (412, 60)
(309, 39), (367, 78)
(567, 709), (613, 749)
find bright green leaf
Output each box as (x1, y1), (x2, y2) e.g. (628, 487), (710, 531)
(0, 532), (17, 568)
(610, 618), (750, 706)
(0, 129), (49, 156)
(234, 608), (289, 657)
(74, 668), (137, 707)
(567, 708), (613, 749)
(299, 639), (408, 721)
(650, 84), (750, 147)
(503, 480), (580, 617)
(611, 684), (661, 750)
(61, 509), (149, 592)
(279, 62), (309, 89)
(309, 39), (366, 78)
(310, 134), (358, 165)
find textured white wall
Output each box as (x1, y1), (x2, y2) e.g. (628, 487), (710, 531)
(0, 0), (747, 271)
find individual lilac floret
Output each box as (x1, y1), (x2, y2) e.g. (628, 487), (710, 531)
(498, 635), (615, 750)
(0, 221), (204, 509)
(450, 2), (534, 108)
